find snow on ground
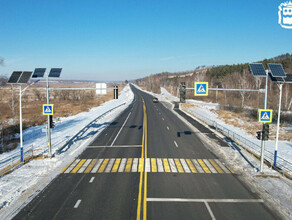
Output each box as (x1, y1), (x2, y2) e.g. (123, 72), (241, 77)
(185, 99), (292, 169)
(0, 84), (134, 218)
(149, 86), (292, 218)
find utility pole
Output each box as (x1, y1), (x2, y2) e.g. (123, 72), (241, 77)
(46, 74), (52, 158)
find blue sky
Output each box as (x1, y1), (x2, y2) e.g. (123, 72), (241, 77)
(0, 0), (291, 81)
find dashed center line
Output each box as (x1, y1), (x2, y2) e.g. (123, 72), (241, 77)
(162, 117), (164, 120)
(174, 141), (178, 148)
(89, 177), (95, 183)
(74, 200), (81, 208)
(166, 126), (169, 130)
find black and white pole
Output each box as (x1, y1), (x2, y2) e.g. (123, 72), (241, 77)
(274, 83), (283, 167)
(259, 72), (269, 173)
(114, 86), (118, 99)
(46, 74), (52, 158)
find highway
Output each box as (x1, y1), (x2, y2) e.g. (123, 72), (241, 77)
(14, 85), (279, 220)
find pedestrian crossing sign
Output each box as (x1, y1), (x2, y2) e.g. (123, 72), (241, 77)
(43, 104), (54, 115)
(258, 109), (272, 123)
(194, 82), (208, 96)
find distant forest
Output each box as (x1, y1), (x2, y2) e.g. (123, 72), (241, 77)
(135, 53), (292, 121)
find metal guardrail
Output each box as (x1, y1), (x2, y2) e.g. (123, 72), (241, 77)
(0, 102), (127, 177)
(185, 108), (292, 176)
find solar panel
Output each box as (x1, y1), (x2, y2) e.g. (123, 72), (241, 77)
(48, 68), (62, 77)
(249, 63), (266, 77)
(17, 71), (33, 83)
(32, 68), (46, 78)
(285, 74), (292, 83)
(8, 71), (22, 83)
(268, 72), (285, 83)
(268, 63), (286, 77)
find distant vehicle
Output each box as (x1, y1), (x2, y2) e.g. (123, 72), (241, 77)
(153, 98), (158, 103)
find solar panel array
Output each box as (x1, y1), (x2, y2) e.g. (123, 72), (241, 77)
(8, 71), (22, 83)
(249, 63), (266, 77)
(268, 72), (285, 83)
(32, 68), (46, 78)
(49, 68), (62, 77)
(268, 63), (286, 77)
(18, 71), (33, 83)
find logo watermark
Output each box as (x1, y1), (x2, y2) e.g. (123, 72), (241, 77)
(279, 1), (292, 29)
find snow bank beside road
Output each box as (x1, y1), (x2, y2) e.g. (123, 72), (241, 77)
(0, 84), (134, 218)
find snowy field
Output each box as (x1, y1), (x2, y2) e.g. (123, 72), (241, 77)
(0, 85), (134, 218)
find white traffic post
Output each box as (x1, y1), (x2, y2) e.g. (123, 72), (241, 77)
(19, 85), (24, 162)
(46, 74), (52, 158)
(260, 73), (268, 173)
(274, 83), (283, 167)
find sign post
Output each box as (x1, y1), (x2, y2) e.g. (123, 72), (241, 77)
(43, 104), (54, 157)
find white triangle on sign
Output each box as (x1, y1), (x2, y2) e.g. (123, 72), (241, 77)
(261, 112), (270, 120)
(44, 107), (52, 113)
(198, 85), (206, 93)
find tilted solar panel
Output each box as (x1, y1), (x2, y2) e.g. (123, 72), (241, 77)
(268, 63), (286, 77)
(8, 71), (22, 83)
(249, 63), (266, 76)
(32, 68), (46, 78)
(17, 71), (33, 83)
(48, 68), (62, 78)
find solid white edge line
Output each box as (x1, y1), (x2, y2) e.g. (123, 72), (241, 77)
(74, 200), (82, 208)
(147, 198), (264, 203)
(89, 177), (95, 183)
(204, 201), (216, 220)
(111, 112), (132, 146)
(174, 141), (178, 148)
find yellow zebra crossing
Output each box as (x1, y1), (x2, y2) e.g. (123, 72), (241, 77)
(62, 158), (233, 174)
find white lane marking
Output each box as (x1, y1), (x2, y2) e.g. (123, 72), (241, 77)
(78, 159), (92, 173)
(91, 159), (104, 173)
(105, 158), (115, 173)
(64, 159), (80, 173)
(157, 158), (164, 172)
(203, 159), (217, 173)
(214, 159), (230, 173)
(89, 177), (95, 183)
(74, 200), (82, 208)
(180, 159), (191, 173)
(147, 198), (264, 203)
(88, 145), (142, 148)
(162, 117), (164, 121)
(132, 158), (138, 172)
(118, 158), (127, 172)
(168, 159), (177, 172)
(192, 159), (204, 173)
(166, 126), (169, 130)
(111, 112), (132, 146)
(174, 141), (178, 148)
(204, 202), (216, 220)
(145, 158), (151, 172)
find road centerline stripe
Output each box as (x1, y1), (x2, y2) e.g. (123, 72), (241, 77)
(174, 141), (178, 148)
(89, 177), (95, 183)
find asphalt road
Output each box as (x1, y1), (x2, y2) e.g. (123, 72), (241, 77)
(14, 85), (280, 220)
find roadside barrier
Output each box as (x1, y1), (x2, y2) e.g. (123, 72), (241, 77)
(0, 102), (126, 177)
(180, 106), (292, 179)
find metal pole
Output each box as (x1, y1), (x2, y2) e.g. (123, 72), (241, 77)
(19, 85), (24, 162)
(260, 74), (269, 173)
(46, 75), (52, 158)
(274, 83), (283, 167)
